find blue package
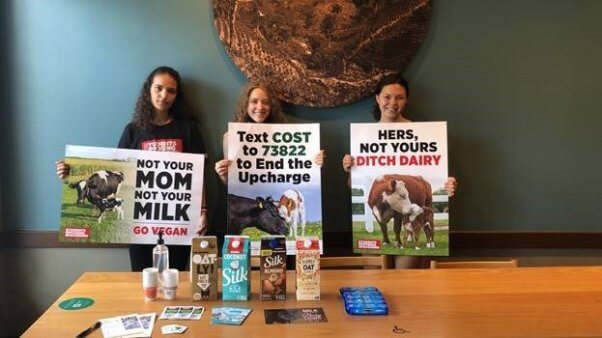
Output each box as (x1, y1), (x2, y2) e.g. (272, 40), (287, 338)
(339, 287), (388, 316)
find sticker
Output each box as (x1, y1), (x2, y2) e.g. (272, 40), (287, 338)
(58, 297), (94, 310)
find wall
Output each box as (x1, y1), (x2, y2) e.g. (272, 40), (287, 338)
(3, 0), (602, 336)
(6, 0), (602, 235)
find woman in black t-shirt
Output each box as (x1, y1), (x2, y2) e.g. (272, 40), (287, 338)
(56, 66), (207, 271)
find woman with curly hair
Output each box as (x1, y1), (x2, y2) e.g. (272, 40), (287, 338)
(56, 66), (207, 271)
(214, 82), (323, 184)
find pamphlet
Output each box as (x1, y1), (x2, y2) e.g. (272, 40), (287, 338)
(211, 307), (252, 325)
(121, 313), (156, 338)
(100, 313), (145, 338)
(264, 308), (328, 324)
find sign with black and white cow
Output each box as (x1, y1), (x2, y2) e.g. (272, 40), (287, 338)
(58, 145), (204, 245)
(226, 123), (322, 255)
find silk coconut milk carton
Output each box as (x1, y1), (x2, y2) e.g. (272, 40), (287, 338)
(295, 237), (320, 301)
(190, 236), (218, 301)
(222, 235), (250, 301)
(260, 235), (287, 300)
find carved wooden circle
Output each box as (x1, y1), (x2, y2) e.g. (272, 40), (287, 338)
(213, 0), (432, 108)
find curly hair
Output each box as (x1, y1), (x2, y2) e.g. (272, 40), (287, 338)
(132, 66), (197, 130)
(232, 82), (287, 123)
(371, 74), (410, 121)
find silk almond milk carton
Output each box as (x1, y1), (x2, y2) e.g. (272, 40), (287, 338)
(222, 235), (250, 301)
(190, 236), (218, 301)
(260, 235), (287, 300)
(295, 237), (320, 301)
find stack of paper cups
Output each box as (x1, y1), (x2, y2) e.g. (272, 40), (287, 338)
(162, 269), (179, 300)
(142, 267), (159, 301)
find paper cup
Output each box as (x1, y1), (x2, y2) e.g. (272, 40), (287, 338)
(142, 267), (159, 300)
(162, 269), (179, 300)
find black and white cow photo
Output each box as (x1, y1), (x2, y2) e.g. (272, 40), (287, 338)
(69, 170), (125, 223)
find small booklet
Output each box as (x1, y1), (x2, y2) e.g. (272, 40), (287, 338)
(174, 306), (194, 320)
(211, 307), (252, 325)
(159, 307), (180, 320)
(159, 306), (205, 320)
(100, 313), (145, 338)
(190, 307), (205, 320)
(264, 308), (328, 324)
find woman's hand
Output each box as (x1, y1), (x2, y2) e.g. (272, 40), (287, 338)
(342, 154), (354, 173)
(197, 209), (208, 236)
(445, 177), (458, 197)
(214, 159), (232, 184)
(55, 160), (71, 179)
(314, 150), (325, 167)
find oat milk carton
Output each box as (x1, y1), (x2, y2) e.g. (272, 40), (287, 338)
(295, 237), (320, 301)
(222, 235), (250, 301)
(260, 235), (287, 301)
(190, 236), (218, 301)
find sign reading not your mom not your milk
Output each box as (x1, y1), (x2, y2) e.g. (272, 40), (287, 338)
(58, 145), (204, 245)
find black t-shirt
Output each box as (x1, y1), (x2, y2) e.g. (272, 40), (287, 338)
(117, 119), (205, 154)
(118, 118), (205, 271)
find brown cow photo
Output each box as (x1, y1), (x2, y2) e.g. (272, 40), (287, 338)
(355, 174), (447, 255)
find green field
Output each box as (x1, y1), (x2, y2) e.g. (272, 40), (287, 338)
(59, 158), (135, 243)
(352, 221), (449, 256)
(241, 222), (322, 241)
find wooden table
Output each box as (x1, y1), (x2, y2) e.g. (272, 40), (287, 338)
(24, 267), (602, 337)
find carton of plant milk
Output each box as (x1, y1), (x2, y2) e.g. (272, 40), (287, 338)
(295, 237), (320, 301)
(260, 235), (287, 300)
(190, 236), (218, 301)
(222, 235), (250, 301)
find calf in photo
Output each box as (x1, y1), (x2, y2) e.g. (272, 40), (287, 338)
(368, 175), (434, 250)
(277, 189), (306, 238)
(88, 196), (124, 223)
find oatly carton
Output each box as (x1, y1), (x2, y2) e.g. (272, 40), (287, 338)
(222, 235), (250, 301)
(260, 235), (287, 301)
(295, 237), (321, 301)
(190, 236), (218, 301)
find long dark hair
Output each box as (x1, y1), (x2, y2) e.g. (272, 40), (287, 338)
(371, 74), (410, 121)
(132, 66), (196, 130)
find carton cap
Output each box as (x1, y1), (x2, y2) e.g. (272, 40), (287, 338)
(270, 239), (278, 248)
(295, 237), (320, 250)
(226, 236), (247, 253)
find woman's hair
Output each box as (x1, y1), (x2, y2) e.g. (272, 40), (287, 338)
(132, 66), (196, 130)
(232, 82), (287, 123)
(371, 74), (410, 121)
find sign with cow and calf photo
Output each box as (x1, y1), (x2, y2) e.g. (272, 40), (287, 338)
(58, 145), (205, 245)
(350, 122), (449, 256)
(226, 122), (322, 255)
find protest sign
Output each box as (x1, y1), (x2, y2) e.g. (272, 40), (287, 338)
(226, 123), (322, 255)
(59, 145), (204, 245)
(350, 122), (449, 256)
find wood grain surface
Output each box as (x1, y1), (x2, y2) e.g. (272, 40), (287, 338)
(23, 267), (602, 337)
